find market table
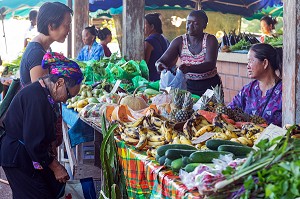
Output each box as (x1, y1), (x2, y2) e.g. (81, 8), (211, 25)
(115, 138), (202, 199)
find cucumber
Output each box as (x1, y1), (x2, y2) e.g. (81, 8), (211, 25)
(184, 163), (201, 173)
(158, 156), (167, 166)
(182, 156), (191, 166)
(157, 144), (197, 157)
(165, 149), (197, 160)
(206, 139), (244, 151)
(164, 158), (173, 167)
(189, 151), (234, 163)
(171, 158), (184, 172)
(155, 154), (161, 162)
(217, 145), (253, 157)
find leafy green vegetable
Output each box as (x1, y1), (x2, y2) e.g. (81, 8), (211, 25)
(264, 35), (283, 47)
(229, 39), (251, 51)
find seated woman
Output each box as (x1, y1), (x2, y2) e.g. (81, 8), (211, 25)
(228, 43), (282, 126)
(0, 52), (84, 198)
(77, 25), (104, 61)
(98, 28), (112, 57)
(144, 13), (170, 81)
(156, 10), (221, 96)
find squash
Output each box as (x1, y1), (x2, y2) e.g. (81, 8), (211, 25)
(111, 105), (134, 122)
(119, 86), (148, 111)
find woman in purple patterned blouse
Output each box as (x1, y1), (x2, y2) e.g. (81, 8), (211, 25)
(228, 43), (282, 126)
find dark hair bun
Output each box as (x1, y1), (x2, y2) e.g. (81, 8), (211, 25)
(98, 28), (112, 40)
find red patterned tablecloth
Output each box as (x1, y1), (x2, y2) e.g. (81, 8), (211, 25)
(115, 137), (202, 199)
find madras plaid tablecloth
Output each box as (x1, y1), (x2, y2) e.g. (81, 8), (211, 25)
(115, 138), (202, 199)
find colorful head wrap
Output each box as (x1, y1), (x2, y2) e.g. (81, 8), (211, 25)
(42, 52), (84, 84)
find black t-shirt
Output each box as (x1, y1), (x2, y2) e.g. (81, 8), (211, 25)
(0, 82), (57, 169)
(20, 42), (46, 86)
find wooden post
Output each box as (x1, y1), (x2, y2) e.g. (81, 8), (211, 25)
(67, 0), (72, 58)
(282, 1), (300, 125)
(122, 0), (145, 60)
(73, 0), (89, 58)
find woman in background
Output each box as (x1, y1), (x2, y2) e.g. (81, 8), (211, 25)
(98, 28), (112, 57)
(77, 25), (104, 61)
(24, 10), (38, 48)
(144, 13), (169, 81)
(260, 15), (278, 43)
(20, 2), (73, 87)
(228, 43), (282, 126)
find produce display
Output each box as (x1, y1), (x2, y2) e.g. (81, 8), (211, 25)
(63, 53), (295, 198)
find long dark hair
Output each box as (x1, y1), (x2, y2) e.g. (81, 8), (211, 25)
(85, 25), (98, 41)
(98, 28), (111, 41)
(250, 43), (282, 76)
(145, 13), (163, 34)
(260, 16), (277, 30)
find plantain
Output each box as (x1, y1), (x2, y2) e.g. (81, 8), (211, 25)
(121, 133), (139, 145)
(213, 132), (229, 140)
(146, 148), (157, 158)
(124, 116), (145, 128)
(147, 135), (166, 142)
(171, 130), (179, 140)
(162, 121), (173, 142)
(147, 140), (165, 148)
(195, 125), (214, 137)
(179, 135), (192, 145)
(183, 119), (193, 140)
(237, 136), (253, 146)
(225, 130), (238, 138)
(124, 127), (139, 139)
(230, 137), (241, 143)
(135, 134), (148, 150)
(172, 136), (181, 144)
(147, 129), (160, 136)
(150, 116), (163, 127)
(213, 113), (239, 132)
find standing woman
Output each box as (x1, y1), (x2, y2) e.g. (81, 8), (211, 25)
(0, 53), (84, 198)
(156, 10), (221, 96)
(98, 28), (112, 57)
(144, 13), (169, 81)
(20, 2), (73, 87)
(77, 25), (104, 61)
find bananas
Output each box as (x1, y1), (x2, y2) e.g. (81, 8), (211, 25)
(135, 134), (148, 150)
(180, 135), (192, 145)
(195, 125), (214, 137)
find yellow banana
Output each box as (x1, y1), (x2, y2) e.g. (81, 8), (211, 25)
(201, 145), (209, 150)
(147, 141), (165, 148)
(121, 133), (139, 145)
(225, 130), (238, 138)
(135, 134), (148, 150)
(162, 121), (173, 142)
(124, 116), (145, 128)
(195, 143), (203, 149)
(171, 130), (179, 140)
(213, 132), (229, 140)
(150, 116), (163, 127)
(183, 119), (193, 140)
(230, 138), (241, 143)
(147, 135), (166, 142)
(179, 135), (192, 145)
(172, 136), (181, 144)
(237, 137), (253, 146)
(124, 127), (139, 139)
(195, 125), (214, 137)
(146, 148), (157, 158)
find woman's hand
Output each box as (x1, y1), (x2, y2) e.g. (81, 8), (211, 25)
(155, 61), (168, 72)
(179, 64), (189, 74)
(49, 159), (70, 183)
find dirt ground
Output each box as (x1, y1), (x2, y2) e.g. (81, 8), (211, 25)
(0, 167), (12, 199)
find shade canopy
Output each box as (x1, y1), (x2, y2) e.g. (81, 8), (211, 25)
(89, 0), (282, 17)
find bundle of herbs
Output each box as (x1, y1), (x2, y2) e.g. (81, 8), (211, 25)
(211, 126), (300, 199)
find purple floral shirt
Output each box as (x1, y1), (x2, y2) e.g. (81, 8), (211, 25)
(228, 80), (282, 127)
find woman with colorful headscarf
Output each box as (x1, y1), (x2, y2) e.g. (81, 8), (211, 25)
(0, 52), (84, 199)
(77, 25), (104, 61)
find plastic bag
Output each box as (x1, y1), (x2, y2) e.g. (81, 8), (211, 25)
(160, 68), (187, 90)
(132, 75), (149, 89)
(139, 60), (149, 80)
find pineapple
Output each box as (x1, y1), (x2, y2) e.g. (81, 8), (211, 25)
(169, 89), (183, 121)
(232, 107), (251, 122)
(250, 115), (267, 124)
(175, 92), (194, 122)
(213, 85), (233, 118)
